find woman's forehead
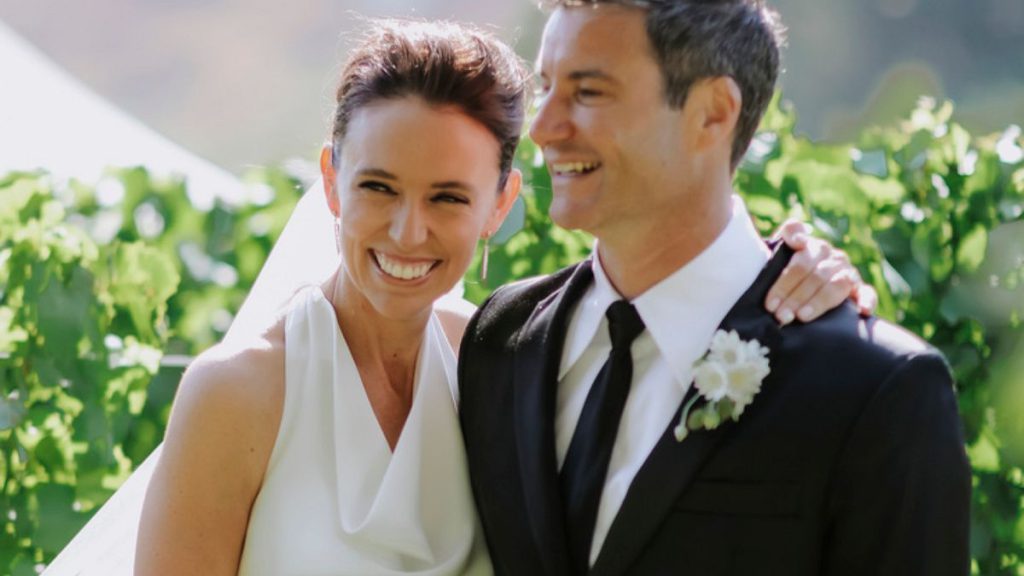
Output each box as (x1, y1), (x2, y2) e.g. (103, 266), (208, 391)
(340, 98), (502, 184)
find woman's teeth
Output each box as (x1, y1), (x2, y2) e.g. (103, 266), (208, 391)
(374, 252), (434, 280)
(551, 161), (600, 176)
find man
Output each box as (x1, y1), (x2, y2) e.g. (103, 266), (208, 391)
(458, 1), (971, 574)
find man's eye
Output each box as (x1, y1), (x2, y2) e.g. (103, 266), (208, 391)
(575, 88), (604, 101)
(434, 193), (469, 205)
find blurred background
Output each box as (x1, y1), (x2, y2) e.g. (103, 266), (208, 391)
(2, 0), (1022, 174)
(2, 2), (1023, 574)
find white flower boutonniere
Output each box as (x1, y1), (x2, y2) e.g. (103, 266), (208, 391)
(674, 329), (771, 442)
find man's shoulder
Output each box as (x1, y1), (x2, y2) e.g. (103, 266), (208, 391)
(469, 262), (584, 335)
(860, 315), (934, 357)
(786, 303), (947, 378)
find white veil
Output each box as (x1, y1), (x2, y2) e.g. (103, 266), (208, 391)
(42, 179), (474, 574)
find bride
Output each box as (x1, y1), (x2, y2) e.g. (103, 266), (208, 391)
(134, 19), (523, 575)
(124, 18), (868, 576)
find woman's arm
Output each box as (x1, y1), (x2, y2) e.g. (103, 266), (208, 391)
(135, 336), (284, 575)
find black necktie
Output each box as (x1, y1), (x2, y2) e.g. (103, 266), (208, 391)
(560, 299), (646, 575)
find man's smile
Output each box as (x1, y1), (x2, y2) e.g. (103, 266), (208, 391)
(550, 161), (602, 177)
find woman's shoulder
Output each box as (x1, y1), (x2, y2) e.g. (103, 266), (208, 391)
(184, 319), (286, 406)
(434, 297), (476, 353)
(165, 316), (287, 466)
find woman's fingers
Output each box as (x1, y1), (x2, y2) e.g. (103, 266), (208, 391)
(766, 236), (862, 325)
(774, 219), (812, 249)
(852, 282), (878, 317)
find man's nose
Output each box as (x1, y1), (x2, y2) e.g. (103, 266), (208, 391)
(528, 91), (572, 149)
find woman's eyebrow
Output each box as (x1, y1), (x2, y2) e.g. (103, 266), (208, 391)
(431, 181), (473, 192)
(355, 167), (398, 180)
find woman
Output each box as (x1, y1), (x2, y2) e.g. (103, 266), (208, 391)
(135, 19), (870, 575)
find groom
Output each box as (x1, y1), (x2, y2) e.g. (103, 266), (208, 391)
(458, 0), (970, 575)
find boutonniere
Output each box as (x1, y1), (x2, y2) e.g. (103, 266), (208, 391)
(674, 329), (771, 442)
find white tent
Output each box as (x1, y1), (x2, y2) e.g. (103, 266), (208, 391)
(0, 20), (247, 208)
(0, 16), (348, 339)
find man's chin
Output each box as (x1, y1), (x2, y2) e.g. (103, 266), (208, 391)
(548, 213), (582, 233)
(548, 200), (592, 233)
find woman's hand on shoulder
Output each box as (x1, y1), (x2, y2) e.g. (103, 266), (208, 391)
(135, 329), (285, 575)
(766, 220), (878, 325)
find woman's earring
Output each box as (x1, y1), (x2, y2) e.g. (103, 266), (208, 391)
(480, 234), (490, 282)
(334, 218), (342, 255)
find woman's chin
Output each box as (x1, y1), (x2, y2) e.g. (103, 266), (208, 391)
(342, 259), (467, 323)
(367, 295), (441, 323)
(362, 278), (456, 322)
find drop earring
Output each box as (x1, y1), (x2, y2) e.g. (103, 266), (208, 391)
(480, 234), (490, 282)
(334, 218), (342, 255)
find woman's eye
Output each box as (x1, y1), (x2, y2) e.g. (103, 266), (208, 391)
(359, 181), (394, 194)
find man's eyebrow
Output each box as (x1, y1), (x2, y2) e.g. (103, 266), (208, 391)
(567, 69), (619, 84)
(534, 67), (620, 84)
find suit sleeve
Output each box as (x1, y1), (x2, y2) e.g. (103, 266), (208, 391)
(821, 352), (971, 576)
(457, 286), (502, 410)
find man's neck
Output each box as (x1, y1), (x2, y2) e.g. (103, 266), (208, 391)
(595, 192), (732, 300)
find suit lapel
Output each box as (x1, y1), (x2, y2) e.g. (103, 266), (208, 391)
(590, 244), (791, 576)
(512, 261), (594, 576)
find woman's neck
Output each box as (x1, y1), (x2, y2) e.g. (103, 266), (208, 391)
(325, 271), (430, 449)
(327, 272), (428, 387)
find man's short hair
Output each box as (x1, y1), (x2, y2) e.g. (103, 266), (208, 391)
(542, 0), (786, 169)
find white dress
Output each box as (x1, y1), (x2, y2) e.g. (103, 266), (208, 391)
(237, 288), (492, 575)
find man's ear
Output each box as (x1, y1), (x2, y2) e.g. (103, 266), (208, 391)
(694, 76), (742, 153)
(485, 168), (522, 237)
(320, 143), (341, 218)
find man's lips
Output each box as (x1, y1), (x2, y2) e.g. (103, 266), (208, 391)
(549, 160), (602, 177)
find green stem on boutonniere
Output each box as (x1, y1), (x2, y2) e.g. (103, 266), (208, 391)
(673, 393), (704, 442)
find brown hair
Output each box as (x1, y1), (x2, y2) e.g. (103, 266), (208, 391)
(331, 20), (530, 188)
(542, 0), (786, 170)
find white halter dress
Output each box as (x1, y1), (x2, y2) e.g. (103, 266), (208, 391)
(237, 288), (492, 575)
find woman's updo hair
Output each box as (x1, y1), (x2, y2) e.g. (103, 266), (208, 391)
(331, 19), (530, 189)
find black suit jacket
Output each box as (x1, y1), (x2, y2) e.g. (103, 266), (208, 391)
(458, 245), (970, 576)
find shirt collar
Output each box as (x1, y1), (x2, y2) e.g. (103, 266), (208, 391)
(558, 195), (770, 385)
(558, 244), (621, 379)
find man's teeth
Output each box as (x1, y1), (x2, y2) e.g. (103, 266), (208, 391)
(552, 161), (600, 175)
(374, 252), (433, 280)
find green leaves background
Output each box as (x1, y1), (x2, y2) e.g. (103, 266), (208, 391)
(2, 97), (1023, 574)
(0, 167), (302, 573)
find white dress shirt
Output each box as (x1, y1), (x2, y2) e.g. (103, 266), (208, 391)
(555, 196), (771, 566)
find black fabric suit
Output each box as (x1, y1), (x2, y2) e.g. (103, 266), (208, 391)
(458, 245), (970, 576)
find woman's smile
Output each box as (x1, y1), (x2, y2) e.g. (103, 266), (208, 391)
(371, 249), (441, 282)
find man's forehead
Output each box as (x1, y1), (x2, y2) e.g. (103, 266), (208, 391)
(536, 4), (648, 74)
